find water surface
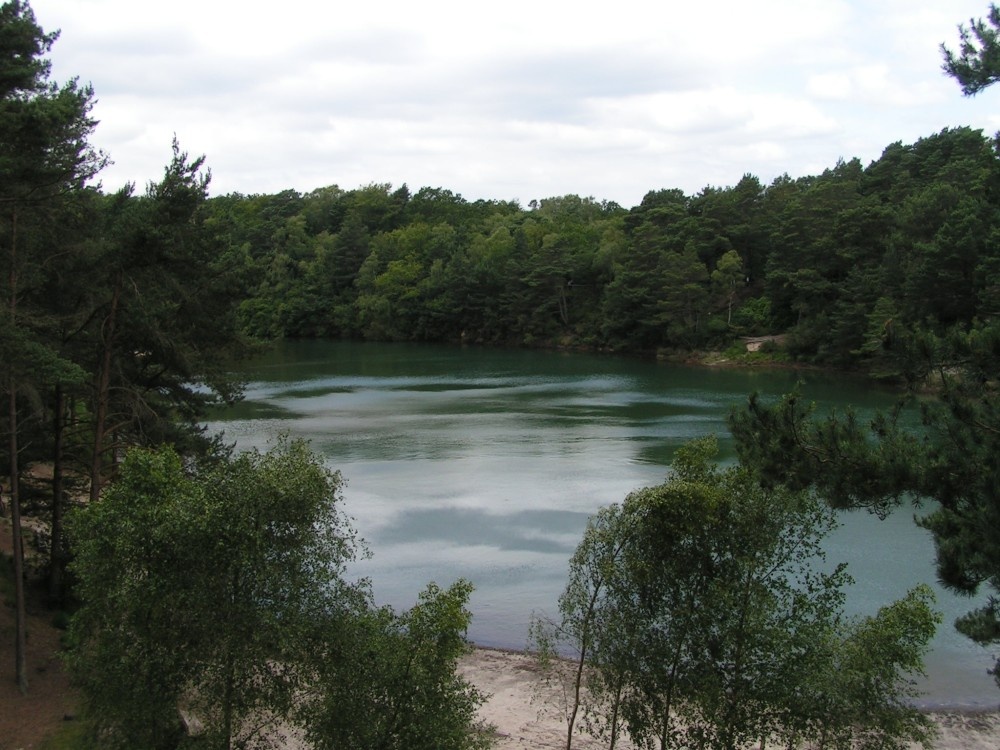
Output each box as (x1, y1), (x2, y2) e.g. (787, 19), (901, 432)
(208, 340), (998, 708)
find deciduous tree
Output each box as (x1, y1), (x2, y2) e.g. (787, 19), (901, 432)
(303, 580), (492, 750)
(67, 439), (364, 749)
(542, 438), (937, 749)
(67, 438), (491, 749)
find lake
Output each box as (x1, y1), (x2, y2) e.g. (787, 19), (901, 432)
(206, 340), (998, 708)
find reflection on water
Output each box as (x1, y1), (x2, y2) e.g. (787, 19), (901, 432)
(207, 340), (998, 708)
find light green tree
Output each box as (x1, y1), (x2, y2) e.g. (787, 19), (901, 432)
(302, 579), (492, 750)
(543, 438), (938, 750)
(796, 587), (939, 750)
(67, 438), (491, 750)
(67, 439), (364, 749)
(711, 248), (744, 325)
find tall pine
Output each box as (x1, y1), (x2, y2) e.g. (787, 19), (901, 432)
(0, 0), (105, 693)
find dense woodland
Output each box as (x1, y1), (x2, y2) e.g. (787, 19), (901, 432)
(209, 124), (999, 375)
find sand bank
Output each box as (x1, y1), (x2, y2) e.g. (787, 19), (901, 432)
(460, 647), (1000, 750)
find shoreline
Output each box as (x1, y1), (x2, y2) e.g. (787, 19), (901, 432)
(468, 643), (1000, 715)
(461, 646), (1000, 750)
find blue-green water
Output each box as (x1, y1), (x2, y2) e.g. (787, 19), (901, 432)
(207, 340), (998, 708)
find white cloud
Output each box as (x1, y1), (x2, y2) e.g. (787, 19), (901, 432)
(808, 72), (854, 100)
(808, 64), (946, 108)
(26, 0), (1000, 205)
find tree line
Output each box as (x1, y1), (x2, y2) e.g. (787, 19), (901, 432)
(210, 125), (1000, 378)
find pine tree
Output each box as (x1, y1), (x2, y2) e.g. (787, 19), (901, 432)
(0, 0), (105, 693)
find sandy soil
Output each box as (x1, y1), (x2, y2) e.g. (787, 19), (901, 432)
(460, 647), (632, 749)
(0, 517), (77, 750)
(460, 647), (1000, 750)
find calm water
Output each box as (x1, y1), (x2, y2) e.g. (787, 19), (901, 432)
(207, 340), (998, 708)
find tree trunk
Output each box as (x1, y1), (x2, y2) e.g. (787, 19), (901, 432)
(7, 207), (27, 693)
(566, 584), (603, 750)
(566, 642), (585, 750)
(8, 379), (27, 694)
(222, 652), (235, 750)
(90, 273), (121, 503)
(558, 282), (569, 327)
(607, 676), (624, 750)
(720, 571), (756, 750)
(48, 383), (65, 602)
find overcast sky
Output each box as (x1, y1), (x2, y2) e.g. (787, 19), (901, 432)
(30, 0), (1000, 207)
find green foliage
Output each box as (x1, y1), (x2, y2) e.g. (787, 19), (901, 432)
(732, 297), (771, 336)
(67, 447), (206, 747)
(66, 439), (361, 748)
(0, 315), (87, 387)
(729, 391), (921, 518)
(303, 580), (492, 750)
(942, 4), (1000, 95)
(730, 321), (1000, 687)
(786, 586), (939, 750)
(65, 439), (489, 749)
(75, 139), (255, 490)
(201, 124), (1000, 373)
(542, 438), (937, 750)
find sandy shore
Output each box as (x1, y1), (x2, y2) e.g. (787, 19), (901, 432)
(460, 647), (1000, 750)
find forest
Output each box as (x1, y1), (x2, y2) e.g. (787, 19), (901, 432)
(210, 124), (999, 377)
(5, 0), (1000, 747)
